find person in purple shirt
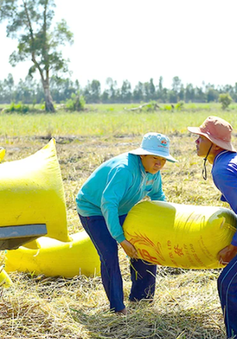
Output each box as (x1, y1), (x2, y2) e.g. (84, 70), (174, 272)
(188, 116), (237, 338)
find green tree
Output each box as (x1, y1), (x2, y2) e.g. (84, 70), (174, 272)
(206, 86), (219, 102)
(50, 76), (76, 103)
(185, 84), (195, 102)
(143, 78), (155, 101)
(105, 77), (119, 103)
(170, 76), (182, 103)
(133, 81), (144, 102)
(101, 89), (109, 103)
(65, 91), (85, 112)
(219, 93), (232, 110)
(156, 76), (164, 102)
(168, 90), (177, 103)
(172, 76), (182, 93)
(0, 0), (74, 112)
(158, 76), (163, 92)
(178, 84), (185, 101)
(4, 73), (15, 102)
(83, 80), (101, 103)
(14, 75), (37, 104)
(120, 80), (131, 103)
(194, 86), (206, 103)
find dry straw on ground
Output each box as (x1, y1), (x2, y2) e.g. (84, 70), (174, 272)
(0, 119), (235, 338)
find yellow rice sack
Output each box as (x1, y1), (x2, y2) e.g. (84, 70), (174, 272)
(0, 147), (5, 162)
(123, 201), (237, 269)
(5, 231), (100, 278)
(0, 139), (70, 243)
(3, 140), (100, 278)
(0, 268), (12, 288)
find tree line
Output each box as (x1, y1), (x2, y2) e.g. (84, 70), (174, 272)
(1, 74), (237, 106)
(1, 1), (236, 111)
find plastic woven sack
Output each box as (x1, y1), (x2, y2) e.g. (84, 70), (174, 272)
(0, 139), (70, 243)
(5, 231), (100, 278)
(123, 200), (237, 269)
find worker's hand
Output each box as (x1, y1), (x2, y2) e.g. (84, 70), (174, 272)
(120, 239), (138, 259)
(218, 244), (237, 265)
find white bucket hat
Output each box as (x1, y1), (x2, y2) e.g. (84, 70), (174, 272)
(129, 132), (177, 163)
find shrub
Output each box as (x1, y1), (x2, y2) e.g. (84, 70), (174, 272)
(5, 102), (30, 114)
(219, 93), (232, 110)
(163, 104), (173, 111)
(65, 92), (86, 112)
(144, 101), (160, 112)
(175, 100), (185, 111)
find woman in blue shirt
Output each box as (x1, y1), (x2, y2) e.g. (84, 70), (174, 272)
(188, 116), (237, 338)
(76, 132), (177, 315)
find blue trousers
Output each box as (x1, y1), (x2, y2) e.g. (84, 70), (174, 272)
(218, 255), (237, 338)
(79, 214), (157, 312)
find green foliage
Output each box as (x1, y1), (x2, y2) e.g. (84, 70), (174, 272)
(175, 100), (185, 111)
(0, 105), (237, 139)
(0, 0), (73, 74)
(219, 93), (232, 110)
(163, 104), (173, 111)
(0, 0), (74, 112)
(65, 92), (85, 112)
(143, 101), (160, 112)
(206, 87), (219, 102)
(5, 101), (30, 114)
(2, 73), (237, 106)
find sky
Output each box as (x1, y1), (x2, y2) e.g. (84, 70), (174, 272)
(0, 0), (237, 90)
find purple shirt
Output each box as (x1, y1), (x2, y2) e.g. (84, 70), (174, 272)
(212, 150), (237, 246)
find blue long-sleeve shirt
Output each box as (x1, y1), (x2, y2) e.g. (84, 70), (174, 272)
(76, 152), (166, 243)
(212, 150), (237, 245)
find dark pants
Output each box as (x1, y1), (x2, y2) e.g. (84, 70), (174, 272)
(79, 214), (157, 312)
(218, 255), (237, 338)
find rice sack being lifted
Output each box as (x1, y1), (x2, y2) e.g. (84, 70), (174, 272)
(123, 200), (237, 269)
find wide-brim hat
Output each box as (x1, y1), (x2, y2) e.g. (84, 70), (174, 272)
(129, 132), (177, 163)
(188, 116), (236, 152)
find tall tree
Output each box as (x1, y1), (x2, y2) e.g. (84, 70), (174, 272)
(120, 80), (131, 103)
(185, 83), (195, 102)
(83, 80), (101, 103)
(3, 73), (15, 102)
(172, 76), (182, 94)
(143, 78), (155, 101)
(0, 0), (74, 112)
(133, 81), (144, 102)
(156, 76), (164, 101)
(105, 77), (118, 103)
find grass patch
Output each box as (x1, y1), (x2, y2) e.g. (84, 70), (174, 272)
(1, 109), (237, 138)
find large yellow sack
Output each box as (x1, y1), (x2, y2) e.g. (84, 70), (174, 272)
(0, 139), (70, 243)
(123, 201), (237, 269)
(0, 267), (12, 288)
(5, 231), (100, 278)
(3, 140), (100, 278)
(0, 147), (5, 162)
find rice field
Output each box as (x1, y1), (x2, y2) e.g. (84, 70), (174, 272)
(0, 104), (236, 338)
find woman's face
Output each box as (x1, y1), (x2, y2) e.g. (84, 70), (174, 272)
(195, 135), (213, 157)
(140, 155), (166, 174)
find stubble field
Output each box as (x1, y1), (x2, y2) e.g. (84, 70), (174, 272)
(0, 104), (236, 338)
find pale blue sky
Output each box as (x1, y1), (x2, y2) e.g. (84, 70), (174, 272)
(0, 0), (237, 90)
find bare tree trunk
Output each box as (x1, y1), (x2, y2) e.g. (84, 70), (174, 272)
(24, 1), (54, 113)
(42, 79), (55, 112)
